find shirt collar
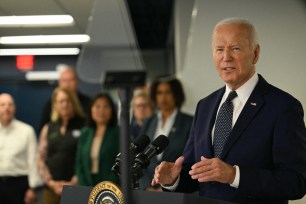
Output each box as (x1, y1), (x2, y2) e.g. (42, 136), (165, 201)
(0, 118), (15, 128)
(225, 73), (259, 104)
(157, 108), (178, 122)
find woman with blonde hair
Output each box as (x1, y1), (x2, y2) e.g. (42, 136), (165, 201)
(38, 87), (85, 204)
(130, 89), (153, 140)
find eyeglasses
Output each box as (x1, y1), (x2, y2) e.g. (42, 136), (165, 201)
(134, 104), (149, 109)
(56, 99), (71, 104)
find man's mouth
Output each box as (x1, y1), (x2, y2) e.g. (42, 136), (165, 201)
(222, 67), (235, 71)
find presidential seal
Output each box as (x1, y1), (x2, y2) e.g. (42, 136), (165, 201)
(88, 181), (124, 204)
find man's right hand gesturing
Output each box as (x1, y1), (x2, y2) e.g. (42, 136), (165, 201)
(151, 156), (184, 186)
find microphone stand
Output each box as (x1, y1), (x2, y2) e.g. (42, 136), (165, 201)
(103, 71), (145, 204)
(118, 87), (133, 203)
(132, 172), (140, 190)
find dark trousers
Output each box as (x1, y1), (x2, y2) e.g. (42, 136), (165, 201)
(0, 176), (29, 204)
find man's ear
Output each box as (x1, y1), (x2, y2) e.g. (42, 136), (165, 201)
(253, 45), (260, 64)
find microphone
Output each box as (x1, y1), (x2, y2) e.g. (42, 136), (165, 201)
(111, 134), (150, 177)
(132, 135), (169, 179)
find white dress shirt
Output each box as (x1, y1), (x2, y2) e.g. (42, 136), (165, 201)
(164, 73), (259, 190)
(0, 119), (43, 188)
(154, 109), (178, 160)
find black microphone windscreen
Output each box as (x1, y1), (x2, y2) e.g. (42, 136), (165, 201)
(151, 135), (169, 154)
(132, 134), (150, 152)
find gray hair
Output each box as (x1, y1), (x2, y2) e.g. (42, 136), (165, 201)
(213, 17), (259, 49)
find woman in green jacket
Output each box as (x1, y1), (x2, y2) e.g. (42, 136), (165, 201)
(76, 93), (120, 186)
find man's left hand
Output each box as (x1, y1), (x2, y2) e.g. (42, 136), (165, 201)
(189, 156), (236, 184)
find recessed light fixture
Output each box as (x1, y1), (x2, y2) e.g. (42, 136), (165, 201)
(0, 35), (90, 45)
(0, 15), (75, 27)
(0, 48), (80, 56)
(25, 71), (60, 81)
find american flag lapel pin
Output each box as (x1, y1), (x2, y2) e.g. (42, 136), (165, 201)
(250, 102), (257, 106)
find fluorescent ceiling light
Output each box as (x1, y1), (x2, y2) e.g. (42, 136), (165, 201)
(0, 15), (74, 27)
(25, 71), (60, 81)
(0, 48), (80, 56)
(0, 35), (90, 45)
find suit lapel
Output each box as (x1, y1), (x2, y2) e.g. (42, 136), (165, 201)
(85, 129), (95, 185)
(146, 115), (158, 141)
(161, 112), (181, 161)
(221, 75), (270, 159)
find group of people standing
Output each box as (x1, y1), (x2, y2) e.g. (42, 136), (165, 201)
(0, 68), (123, 204)
(37, 68), (124, 204)
(0, 66), (193, 204)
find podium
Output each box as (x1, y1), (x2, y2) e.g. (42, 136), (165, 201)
(61, 185), (236, 204)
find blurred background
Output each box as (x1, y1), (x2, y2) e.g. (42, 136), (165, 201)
(0, 0), (176, 133)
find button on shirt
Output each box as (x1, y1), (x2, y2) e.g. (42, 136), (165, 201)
(0, 119), (42, 188)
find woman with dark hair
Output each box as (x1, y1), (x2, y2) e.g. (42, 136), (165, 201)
(138, 77), (193, 191)
(75, 93), (120, 186)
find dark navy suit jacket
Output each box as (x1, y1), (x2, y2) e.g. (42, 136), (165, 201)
(176, 75), (306, 204)
(138, 111), (193, 190)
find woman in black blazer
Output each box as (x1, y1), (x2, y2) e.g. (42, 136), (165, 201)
(138, 77), (193, 191)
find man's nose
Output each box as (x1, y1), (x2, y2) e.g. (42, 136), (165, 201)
(223, 49), (232, 61)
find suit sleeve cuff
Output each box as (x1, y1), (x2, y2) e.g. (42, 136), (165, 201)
(161, 175), (180, 191)
(230, 165), (240, 188)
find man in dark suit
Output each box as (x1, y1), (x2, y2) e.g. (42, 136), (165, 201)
(151, 18), (306, 204)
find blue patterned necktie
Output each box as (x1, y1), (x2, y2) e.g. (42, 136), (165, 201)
(213, 91), (238, 158)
